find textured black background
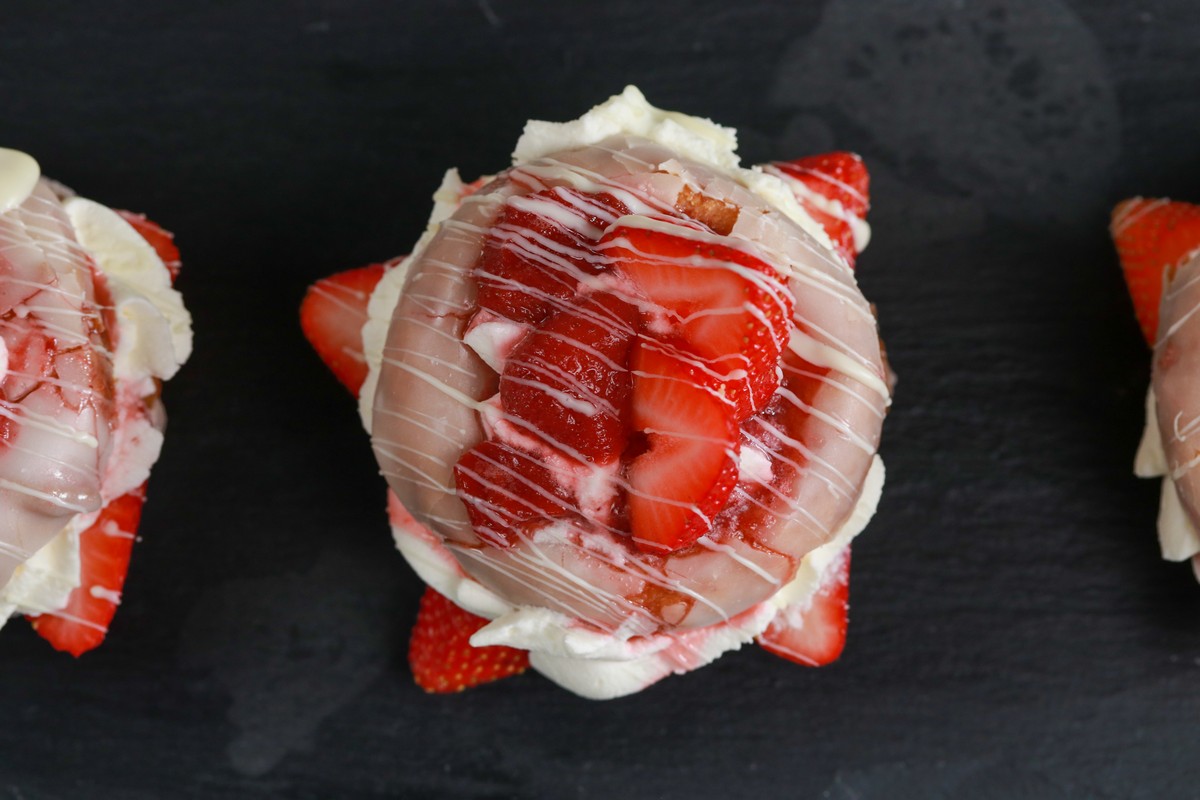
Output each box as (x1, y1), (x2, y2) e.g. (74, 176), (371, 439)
(3, 1), (1200, 797)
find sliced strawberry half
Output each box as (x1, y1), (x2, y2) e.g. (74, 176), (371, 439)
(1111, 198), (1200, 344)
(757, 545), (850, 667)
(625, 338), (739, 554)
(409, 586), (529, 693)
(770, 152), (869, 267)
(28, 485), (146, 657)
(777, 152), (869, 218)
(117, 211), (182, 282)
(500, 291), (638, 462)
(476, 188), (630, 324)
(300, 262), (388, 395)
(601, 224), (793, 420)
(453, 439), (579, 546)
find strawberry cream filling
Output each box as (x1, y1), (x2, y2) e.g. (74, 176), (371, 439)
(363, 88), (889, 697)
(0, 149), (191, 639)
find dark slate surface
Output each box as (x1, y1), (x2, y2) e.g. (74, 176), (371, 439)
(2, 1), (1200, 797)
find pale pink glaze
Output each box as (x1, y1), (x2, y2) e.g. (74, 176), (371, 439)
(371, 135), (887, 637)
(1151, 252), (1200, 531)
(0, 181), (113, 588)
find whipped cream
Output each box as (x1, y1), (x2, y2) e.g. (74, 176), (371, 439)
(0, 148), (39, 212)
(63, 198), (192, 383)
(1135, 388), (1200, 575)
(514, 86), (840, 254)
(0, 162), (192, 625)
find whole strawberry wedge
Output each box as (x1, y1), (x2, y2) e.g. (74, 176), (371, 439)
(409, 588), (529, 693)
(301, 87), (890, 699)
(0, 147), (192, 654)
(1113, 197), (1200, 580)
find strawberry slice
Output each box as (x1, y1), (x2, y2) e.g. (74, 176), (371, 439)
(409, 586), (529, 693)
(300, 262), (388, 395)
(626, 338), (739, 554)
(116, 211), (182, 282)
(778, 152), (869, 218)
(1111, 198), (1200, 344)
(476, 188), (629, 324)
(27, 486), (146, 657)
(601, 224), (793, 420)
(757, 545), (850, 666)
(454, 440), (578, 546)
(770, 152), (869, 267)
(500, 292), (638, 462)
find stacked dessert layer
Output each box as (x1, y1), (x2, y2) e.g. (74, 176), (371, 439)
(0, 148), (191, 654)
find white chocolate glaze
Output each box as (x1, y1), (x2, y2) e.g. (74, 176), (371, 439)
(0, 172), (190, 627)
(359, 169), (484, 431)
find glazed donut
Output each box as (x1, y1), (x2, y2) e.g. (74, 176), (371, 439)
(0, 148), (191, 654)
(371, 132), (887, 634)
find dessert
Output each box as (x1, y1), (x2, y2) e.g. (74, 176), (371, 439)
(0, 148), (191, 654)
(1113, 198), (1200, 578)
(302, 88), (890, 698)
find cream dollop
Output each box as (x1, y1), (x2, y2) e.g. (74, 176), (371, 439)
(63, 198), (192, 382)
(1135, 388), (1200, 573)
(513, 86), (838, 251)
(0, 148), (39, 212)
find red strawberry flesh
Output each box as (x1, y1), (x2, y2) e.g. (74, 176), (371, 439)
(771, 152), (870, 267)
(453, 440), (579, 547)
(408, 587), (529, 693)
(626, 338), (739, 554)
(1111, 198), (1200, 344)
(600, 223), (793, 420)
(500, 291), (638, 462)
(757, 545), (850, 667)
(774, 152), (869, 218)
(476, 188), (629, 324)
(28, 486), (146, 657)
(300, 262), (388, 395)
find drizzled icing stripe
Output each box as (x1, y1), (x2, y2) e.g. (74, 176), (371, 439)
(761, 163), (871, 253)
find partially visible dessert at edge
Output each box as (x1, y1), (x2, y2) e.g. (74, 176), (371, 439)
(0, 148), (191, 654)
(302, 87), (891, 698)
(1113, 197), (1200, 578)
